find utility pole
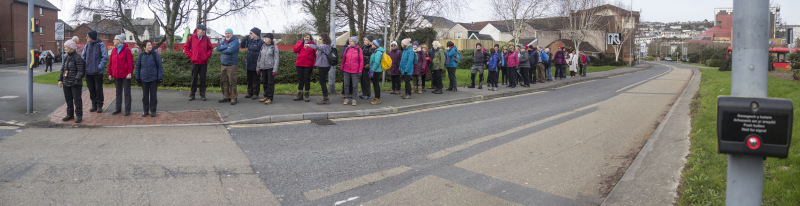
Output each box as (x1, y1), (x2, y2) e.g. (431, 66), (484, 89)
(328, 0), (336, 95)
(26, 0), (33, 114)
(727, 0), (768, 205)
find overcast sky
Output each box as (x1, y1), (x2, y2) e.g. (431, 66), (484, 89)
(51, 0), (800, 36)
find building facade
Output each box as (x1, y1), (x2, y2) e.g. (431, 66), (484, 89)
(0, 0), (60, 64)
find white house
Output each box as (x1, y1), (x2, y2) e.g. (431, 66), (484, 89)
(122, 18), (160, 44)
(409, 15), (457, 39)
(447, 22), (490, 39)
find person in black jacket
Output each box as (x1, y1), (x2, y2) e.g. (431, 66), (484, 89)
(45, 53), (54, 72)
(244, 28), (265, 100)
(58, 40), (86, 123)
(360, 36), (374, 99)
(528, 46), (539, 85)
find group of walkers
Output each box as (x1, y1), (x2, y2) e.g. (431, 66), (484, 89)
(55, 24), (592, 124)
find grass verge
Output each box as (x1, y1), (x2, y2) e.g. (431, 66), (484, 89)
(681, 62), (708, 68)
(34, 65), (626, 95)
(678, 68), (800, 205)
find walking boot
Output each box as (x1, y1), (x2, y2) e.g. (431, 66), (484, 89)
(89, 104), (97, 113)
(417, 87), (423, 94)
(74, 116), (82, 124)
(411, 87), (417, 94)
(316, 97), (330, 105)
(96, 104), (103, 113)
(370, 98), (381, 105)
(433, 88), (443, 94)
(62, 115), (74, 122)
(468, 74), (476, 88)
(304, 92), (310, 102)
(293, 92), (303, 101)
(478, 74), (484, 90)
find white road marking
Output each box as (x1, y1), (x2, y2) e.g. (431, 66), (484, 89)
(0, 96), (19, 99)
(334, 196), (359, 205)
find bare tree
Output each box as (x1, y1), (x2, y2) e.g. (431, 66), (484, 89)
(372, 0), (463, 43)
(490, 0), (552, 45)
(280, 21), (315, 44)
(607, 2), (636, 61)
(559, 0), (606, 54)
(148, 0), (194, 51)
(195, 0), (262, 27)
(73, 0), (147, 45)
(285, 0), (332, 34)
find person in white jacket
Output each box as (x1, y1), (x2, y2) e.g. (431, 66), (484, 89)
(568, 50), (579, 77)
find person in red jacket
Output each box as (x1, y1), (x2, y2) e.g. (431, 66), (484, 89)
(184, 24), (213, 101)
(293, 34), (317, 101)
(108, 33), (134, 116)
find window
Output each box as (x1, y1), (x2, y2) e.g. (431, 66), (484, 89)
(456, 32), (462, 39)
(39, 27), (43, 35)
(39, 8), (42, 16)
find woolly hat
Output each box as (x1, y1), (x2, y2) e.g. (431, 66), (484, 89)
(348, 37), (359, 45)
(264, 33), (274, 40)
(391, 41), (398, 46)
(225, 28), (233, 34)
(476, 42), (482, 47)
(372, 39), (381, 47)
(115, 33), (126, 42)
(401, 38), (412, 46)
(366, 35), (374, 42)
(250, 27), (261, 36)
(196, 24), (207, 31)
(88, 31), (98, 40)
(64, 39), (77, 50)
(413, 41), (419, 46)
(432, 41), (441, 48)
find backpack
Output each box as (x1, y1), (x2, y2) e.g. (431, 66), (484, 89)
(327, 46), (339, 66)
(453, 49), (462, 63)
(380, 51), (392, 71)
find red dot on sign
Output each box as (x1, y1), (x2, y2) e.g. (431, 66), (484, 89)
(747, 136), (761, 150)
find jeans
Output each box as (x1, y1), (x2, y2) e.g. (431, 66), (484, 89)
(220, 65), (238, 100)
(544, 62), (553, 80)
(114, 78), (132, 113)
(432, 70), (443, 90)
(371, 72), (382, 99)
(488, 70), (498, 87)
(341, 70), (354, 96)
(296, 66), (312, 92)
(246, 70), (259, 96)
(360, 68), (371, 97)
(141, 81), (158, 113)
(85, 74), (104, 108)
(342, 72), (359, 99)
(260, 70), (275, 99)
(190, 63), (207, 97)
(318, 67), (330, 97)
(556, 64), (566, 78)
(403, 75), (412, 95)
(500, 66), (507, 84)
(580, 64), (587, 76)
(446, 67), (457, 89)
(391, 75), (401, 91)
(62, 85), (83, 117)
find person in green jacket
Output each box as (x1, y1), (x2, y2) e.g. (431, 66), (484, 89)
(368, 39), (385, 105)
(430, 41), (446, 94)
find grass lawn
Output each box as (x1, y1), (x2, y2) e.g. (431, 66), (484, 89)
(681, 62), (709, 68)
(34, 65), (628, 95)
(678, 68), (800, 205)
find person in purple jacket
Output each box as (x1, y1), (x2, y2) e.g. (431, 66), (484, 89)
(554, 46), (567, 79)
(387, 41), (403, 95)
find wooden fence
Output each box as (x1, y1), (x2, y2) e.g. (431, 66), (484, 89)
(436, 39), (509, 51)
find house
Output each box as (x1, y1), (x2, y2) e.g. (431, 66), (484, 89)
(0, 0), (60, 64)
(447, 22), (489, 39)
(546, 39), (601, 55)
(410, 15), (457, 39)
(478, 21), (537, 43)
(73, 20), (123, 43)
(335, 31), (352, 46)
(468, 33), (494, 41)
(123, 17), (161, 44)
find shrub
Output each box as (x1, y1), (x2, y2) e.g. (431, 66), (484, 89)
(706, 59), (724, 68)
(642, 56), (655, 61)
(718, 58), (732, 71)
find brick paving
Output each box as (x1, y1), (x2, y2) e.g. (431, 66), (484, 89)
(49, 88), (222, 126)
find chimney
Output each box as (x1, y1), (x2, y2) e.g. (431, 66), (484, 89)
(93, 14), (101, 22)
(124, 9), (132, 20)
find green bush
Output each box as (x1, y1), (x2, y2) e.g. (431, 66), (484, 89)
(706, 59), (724, 68)
(642, 56), (655, 61)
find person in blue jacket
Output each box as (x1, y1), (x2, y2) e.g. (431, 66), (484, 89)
(487, 48), (500, 91)
(399, 38), (417, 99)
(445, 41), (459, 92)
(216, 28), (239, 105)
(82, 31), (109, 113)
(134, 40), (163, 117)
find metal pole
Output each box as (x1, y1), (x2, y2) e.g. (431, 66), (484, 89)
(727, 0), (768, 205)
(629, 0), (633, 66)
(26, 0), (33, 114)
(328, 0), (336, 95)
(382, 0), (388, 86)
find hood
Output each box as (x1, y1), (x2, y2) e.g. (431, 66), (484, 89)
(375, 47), (385, 53)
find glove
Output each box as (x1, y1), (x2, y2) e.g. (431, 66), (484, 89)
(256, 70), (260, 76)
(369, 70), (374, 78)
(272, 72), (277, 77)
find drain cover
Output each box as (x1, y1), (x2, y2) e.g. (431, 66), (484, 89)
(310, 119), (336, 125)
